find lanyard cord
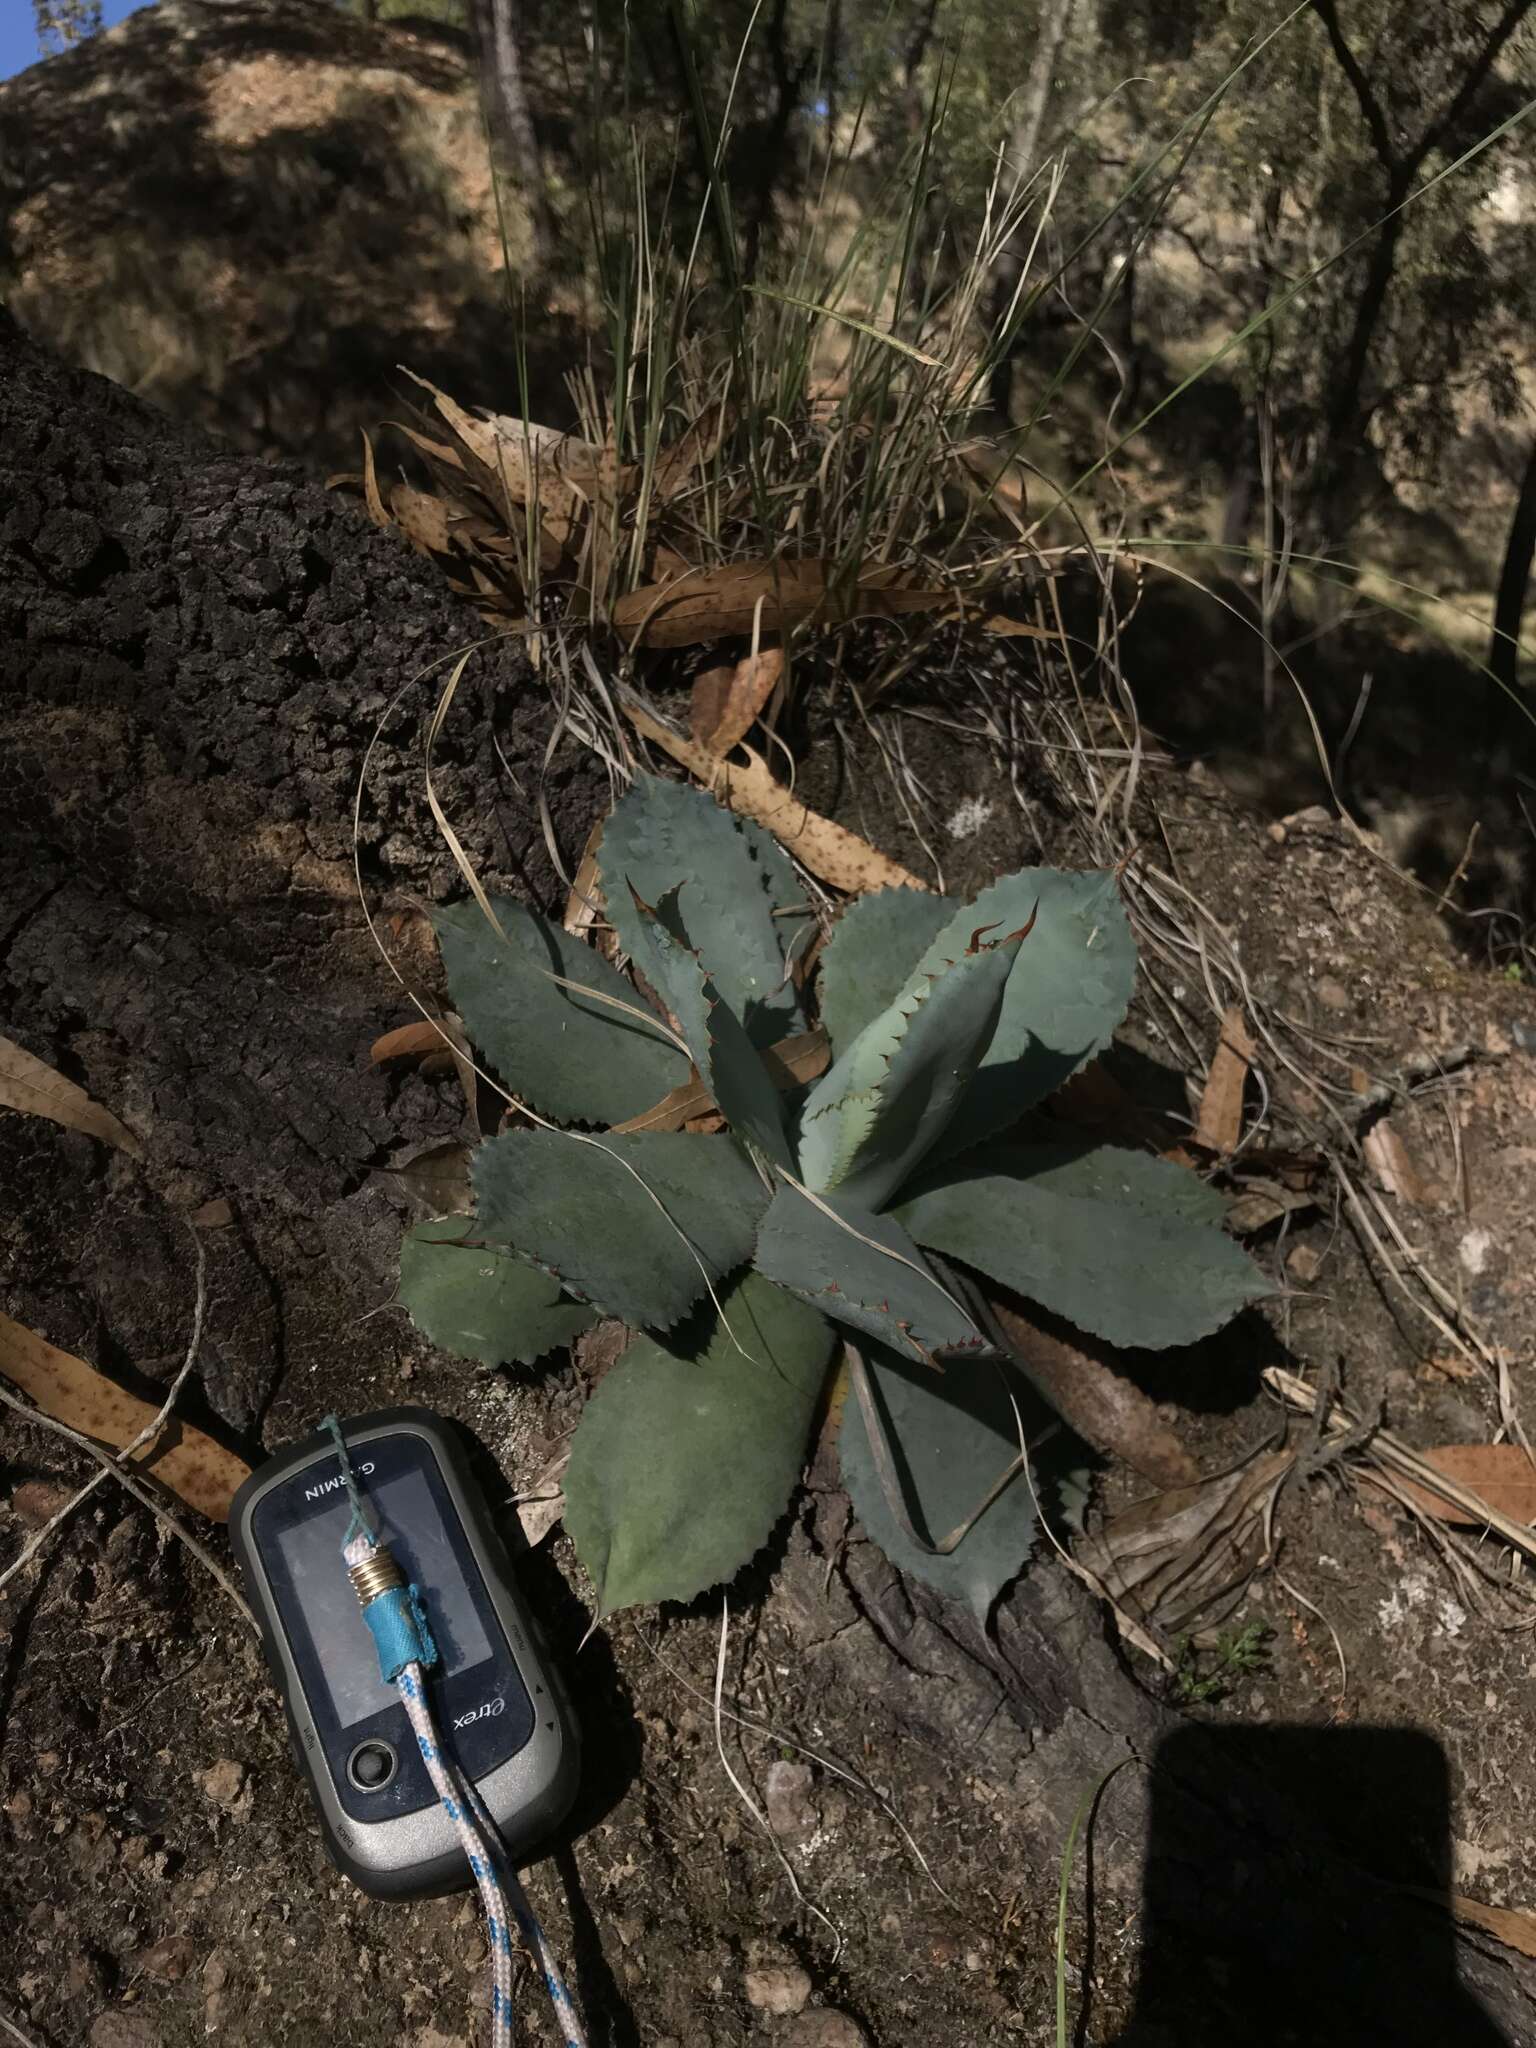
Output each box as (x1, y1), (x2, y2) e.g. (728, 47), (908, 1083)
(326, 1421), (588, 2048)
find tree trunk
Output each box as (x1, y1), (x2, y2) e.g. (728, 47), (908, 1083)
(987, 0), (1077, 420)
(469, 0), (552, 266)
(1311, 193), (1408, 534)
(1490, 436), (1536, 707)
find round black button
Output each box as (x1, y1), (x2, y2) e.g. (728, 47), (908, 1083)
(347, 1740), (396, 1791)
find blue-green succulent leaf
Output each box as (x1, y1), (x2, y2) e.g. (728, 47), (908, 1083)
(817, 888), (953, 1055)
(397, 1215), (597, 1366)
(434, 895), (686, 1127)
(563, 1273), (834, 1615)
(838, 1343), (1040, 1622)
(895, 1140), (1268, 1350)
(598, 776), (808, 1041)
(798, 925), (1022, 1208)
(633, 888), (792, 1169)
(473, 1128), (769, 1329)
(920, 870), (1135, 1157)
(752, 1183), (987, 1363)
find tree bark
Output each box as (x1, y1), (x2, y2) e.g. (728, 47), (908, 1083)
(0, 309), (602, 1430)
(469, 0), (552, 266)
(1489, 435), (1536, 704)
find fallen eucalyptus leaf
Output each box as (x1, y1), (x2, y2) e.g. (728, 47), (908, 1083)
(0, 1033), (143, 1160)
(624, 698), (927, 893)
(0, 1312), (249, 1522)
(613, 558), (951, 649)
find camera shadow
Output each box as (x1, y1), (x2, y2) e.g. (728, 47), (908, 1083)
(1110, 1724), (1511, 2047)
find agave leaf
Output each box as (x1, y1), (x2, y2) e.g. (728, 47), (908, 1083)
(752, 1183), (987, 1363)
(563, 1273), (834, 1615)
(632, 889), (791, 1168)
(817, 888), (953, 1055)
(473, 1128), (769, 1329)
(397, 1216), (597, 1367)
(895, 1140), (1269, 1350)
(919, 870), (1136, 1158)
(798, 926), (1022, 1209)
(598, 776), (807, 1042)
(434, 896), (686, 1127)
(838, 1343), (1040, 1622)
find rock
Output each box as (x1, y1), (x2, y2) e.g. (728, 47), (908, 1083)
(784, 2014), (871, 2048)
(135, 1933), (195, 1981)
(764, 1759), (817, 1844)
(196, 1759), (252, 1821)
(744, 1965), (813, 2017)
(202, 1948), (240, 2034)
(88, 2014), (163, 2048)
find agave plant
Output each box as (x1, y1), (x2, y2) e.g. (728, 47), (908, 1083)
(397, 778), (1266, 1618)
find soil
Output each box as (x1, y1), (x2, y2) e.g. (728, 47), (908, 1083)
(7, 312), (1536, 2048)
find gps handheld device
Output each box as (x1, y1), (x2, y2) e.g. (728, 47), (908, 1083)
(230, 1408), (578, 1901)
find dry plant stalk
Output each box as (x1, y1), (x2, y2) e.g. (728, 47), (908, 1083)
(1263, 1366), (1536, 1565)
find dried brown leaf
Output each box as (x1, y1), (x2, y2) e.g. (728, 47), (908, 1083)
(360, 429), (390, 530)
(691, 644), (785, 755)
(612, 558), (952, 650)
(1225, 1178), (1317, 1235)
(390, 1141), (474, 1219)
(988, 1290), (1198, 1489)
(1076, 1445), (1294, 1635)
(562, 819), (606, 936)
(1363, 1117), (1440, 1206)
(1395, 1444), (1536, 1527)
(189, 1198), (235, 1230)
(388, 482), (452, 556)
(624, 701), (927, 893)
(0, 1312), (249, 1522)
(1193, 1005), (1255, 1155)
(370, 1021), (444, 1064)
(610, 1027), (830, 1135)
(0, 1034), (143, 1160)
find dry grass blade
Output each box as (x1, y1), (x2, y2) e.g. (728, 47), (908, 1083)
(649, 400), (730, 503)
(0, 1032), (143, 1160)
(0, 1310), (249, 1522)
(624, 695), (927, 892)
(613, 558), (953, 650)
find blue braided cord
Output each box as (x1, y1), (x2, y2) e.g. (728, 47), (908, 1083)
(320, 1415), (377, 1549)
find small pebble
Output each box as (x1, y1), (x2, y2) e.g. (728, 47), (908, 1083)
(745, 1964), (812, 2016)
(784, 2013), (871, 2048)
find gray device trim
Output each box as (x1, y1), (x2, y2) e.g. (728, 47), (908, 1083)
(231, 1410), (578, 1901)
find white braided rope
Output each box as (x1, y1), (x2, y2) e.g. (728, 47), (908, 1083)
(342, 1532), (587, 2048)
